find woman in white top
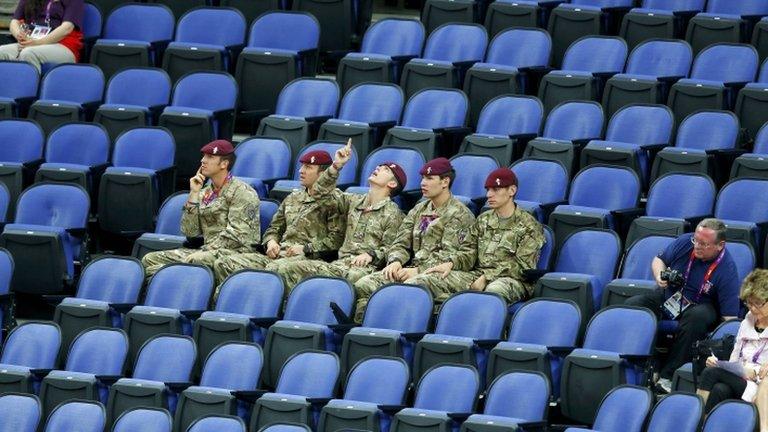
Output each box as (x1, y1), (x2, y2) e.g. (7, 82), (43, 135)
(698, 268), (768, 430)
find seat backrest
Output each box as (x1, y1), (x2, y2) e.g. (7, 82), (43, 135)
(711, 319), (741, 339)
(0, 322), (60, 368)
(274, 78), (339, 118)
(187, 416), (245, 432)
(0, 61), (38, 99)
(485, 28), (551, 67)
(76, 256), (143, 303)
(727, 241), (756, 283)
(754, 123), (768, 154)
(275, 351), (339, 397)
(257, 425), (310, 432)
(104, 68), (171, 107)
(82, 3), (102, 39)
(0, 119), (43, 163)
(344, 357), (409, 405)
(703, 400), (757, 432)
(401, 88), (468, 129)
(65, 327), (128, 374)
(715, 178), (768, 223)
(475, 95), (543, 136)
(434, 292), (507, 339)
(360, 147), (425, 191)
(538, 225), (554, 270)
(483, 371), (549, 421)
(641, 0), (705, 11)
(571, 0), (633, 5)
(413, 364), (479, 412)
(45, 123), (109, 166)
(624, 39), (693, 77)
(592, 385), (653, 432)
(689, 44), (758, 83)
(449, 154), (499, 199)
(39, 64), (104, 104)
(216, 270), (284, 317)
(112, 408), (172, 432)
(605, 104), (674, 145)
(646, 173), (715, 218)
(232, 137), (291, 181)
(175, 7), (246, 46)
(363, 284), (433, 332)
(15, 183), (89, 229)
(583, 306), (656, 354)
(337, 83), (404, 124)
(44, 401), (105, 432)
(675, 110), (739, 150)
(360, 18), (425, 57)
(293, 142), (357, 184)
(171, 72), (237, 112)
(154, 192), (188, 235)
(555, 229), (621, 287)
(621, 236), (676, 280)
(103, 3), (174, 41)
(112, 127), (175, 170)
(0, 393), (41, 432)
(248, 11), (319, 51)
(542, 101), (604, 141)
(133, 335), (196, 382)
(561, 36), (627, 73)
(422, 23), (488, 62)
(283, 277), (355, 324)
(260, 200), (279, 235)
(508, 298), (581, 346)
(200, 342), (262, 390)
(705, 0), (768, 15)
(511, 158), (569, 204)
(569, 166), (640, 210)
(646, 393), (703, 432)
(144, 264), (213, 310)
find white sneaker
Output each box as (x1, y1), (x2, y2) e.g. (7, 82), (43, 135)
(656, 378), (672, 393)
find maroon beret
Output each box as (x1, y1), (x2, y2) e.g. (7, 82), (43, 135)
(299, 150), (332, 165)
(380, 162), (407, 189)
(419, 157), (453, 176)
(200, 139), (234, 156)
(485, 167), (518, 188)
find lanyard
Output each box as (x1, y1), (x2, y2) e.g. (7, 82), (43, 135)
(683, 247), (725, 302)
(201, 173), (231, 206)
(740, 338), (768, 363)
(44, 0), (53, 26)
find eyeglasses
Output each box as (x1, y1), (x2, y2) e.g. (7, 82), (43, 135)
(690, 237), (718, 249)
(746, 299), (768, 309)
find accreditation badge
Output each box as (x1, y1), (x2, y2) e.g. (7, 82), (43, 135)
(30, 25), (51, 39)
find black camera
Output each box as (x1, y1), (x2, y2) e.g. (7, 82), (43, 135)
(660, 268), (685, 288)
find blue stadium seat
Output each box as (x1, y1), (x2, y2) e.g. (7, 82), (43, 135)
(389, 364), (480, 432)
(44, 400), (106, 432)
(262, 277), (355, 388)
(292, 0), (357, 55)
(124, 263), (214, 364)
(132, 192), (189, 259)
(450, 154), (499, 213)
(318, 83), (405, 157)
(256, 78), (341, 159)
(28, 64), (105, 136)
(0, 119), (45, 216)
(510, 158), (568, 223)
(563, 385), (653, 432)
(161, 7), (246, 83)
(90, 3), (175, 78)
(357, 146), (425, 194)
(383, 88), (469, 160)
(39, 327), (128, 421)
(460, 95), (544, 166)
(735, 54), (768, 143)
(94, 68), (172, 140)
(78, 2), (102, 66)
(337, 18), (425, 93)
(560, 306), (657, 424)
(728, 241), (757, 284)
(339, 284), (432, 379)
(686, 0), (768, 55)
(644, 393), (703, 432)
(259, 424), (311, 432)
(602, 235), (676, 307)
(318, 357), (410, 432)
(270, 141), (358, 200)
(174, 342), (263, 432)
(672, 318), (741, 392)
(602, 39), (693, 118)
(260, 200), (279, 236)
(159, 71), (238, 181)
(731, 120), (768, 179)
(98, 127), (176, 236)
(487, 298), (580, 398)
(620, 0), (706, 50)
(236, 12), (320, 124)
(399, 23), (488, 99)
(538, 225), (555, 271)
(0, 61), (39, 118)
(463, 28), (550, 127)
(0, 247), (11, 335)
(703, 400), (757, 432)
(251, 350), (341, 430)
(189, 415), (246, 432)
(539, 36), (628, 113)
(484, 0), (563, 35)
(112, 407), (173, 432)
(0, 183), (89, 295)
(0, 393), (41, 432)
(460, 371), (549, 432)
(412, 291), (507, 386)
(231, 137), (292, 198)
(0, 322), (61, 394)
(715, 178), (768, 251)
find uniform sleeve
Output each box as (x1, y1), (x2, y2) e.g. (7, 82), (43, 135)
(715, 261), (741, 317)
(262, 198), (287, 246)
(387, 208), (417, 265)
(434, 206), (476, 271)
(313, 165), (351, 213)
(371, 207), (404, 268)
(180, 192), (201, 237)
(203, 185), (261, 251)
(306, 192), (346, 253)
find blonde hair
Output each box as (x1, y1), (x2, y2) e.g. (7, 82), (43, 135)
(740, 268), (768, 303)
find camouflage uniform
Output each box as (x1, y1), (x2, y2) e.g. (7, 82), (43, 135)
(353, 196), (477, 319)
(472, 206), (545, 302)
(268, 165), (404, 289)
(141, 177), (261, 277)
(212, 184), (346, 285)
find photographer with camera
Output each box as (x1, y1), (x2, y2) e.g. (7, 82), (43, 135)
(626, 218), (740, 393)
